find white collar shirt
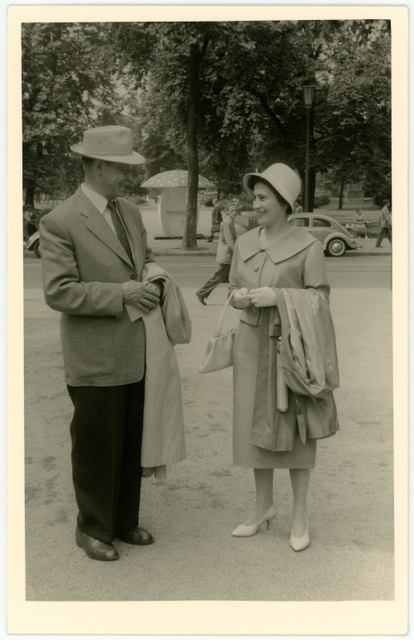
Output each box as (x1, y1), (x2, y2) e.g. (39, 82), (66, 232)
(81, 183), (116, 233)
(81, 184), (135, 262)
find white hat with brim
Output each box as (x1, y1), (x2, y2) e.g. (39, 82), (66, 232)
(243, 163), (301, 210)
(70, 125), (145, 165)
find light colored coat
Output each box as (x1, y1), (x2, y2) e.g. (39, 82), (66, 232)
(40, 188), (153, 386)
(215, 216), (237, 264)
(230, 227), (339, 456)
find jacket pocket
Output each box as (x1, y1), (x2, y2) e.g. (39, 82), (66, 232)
(61, 315), (115, 380)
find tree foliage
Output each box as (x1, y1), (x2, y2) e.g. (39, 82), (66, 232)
(22, 22), (123, 204)
(22, 19), (391, 234)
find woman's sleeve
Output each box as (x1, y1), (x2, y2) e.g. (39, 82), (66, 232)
(228, 240), (241, 301)
(303, 241), (330, 298)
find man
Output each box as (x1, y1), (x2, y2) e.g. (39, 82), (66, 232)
(40, 125), (161, 561)
(206, 198), (228, 242)
(375, 199), (392, 247)
(196, 203), (237, 304)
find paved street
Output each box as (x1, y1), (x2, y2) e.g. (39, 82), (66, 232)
(22, 239), (394, 602)
(23, 252), (392, 291)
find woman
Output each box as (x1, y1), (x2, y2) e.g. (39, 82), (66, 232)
(354, 209), (368, 238)
(229, 163), (339, 551)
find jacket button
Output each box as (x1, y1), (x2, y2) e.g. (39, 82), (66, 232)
(252, 265), (259, 272)
(130, 274), (136, 280)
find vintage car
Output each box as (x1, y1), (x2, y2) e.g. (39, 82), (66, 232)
(288, 213), (363, 257)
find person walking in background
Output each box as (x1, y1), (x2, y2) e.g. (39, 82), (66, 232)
(228, 163), (339, 552)
(196, 203), (237, 305)
(206, 198), (227, 242)
(23, 204), (38, 240)
(354, 209), (368, 239)
(375, 199), (392, 247)
(40, 125), (162, 562)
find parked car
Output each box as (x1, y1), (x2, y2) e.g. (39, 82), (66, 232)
(288, 213), (363, 257)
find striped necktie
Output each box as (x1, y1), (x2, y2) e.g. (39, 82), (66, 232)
(107, 199), (133, 263)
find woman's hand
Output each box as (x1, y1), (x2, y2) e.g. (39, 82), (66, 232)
(248, 287), (278, 307)
(232, 287), (251, 309)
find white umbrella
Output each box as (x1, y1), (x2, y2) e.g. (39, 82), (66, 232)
(141, 169), (215, 189)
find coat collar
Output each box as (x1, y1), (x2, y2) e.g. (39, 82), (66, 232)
(73, 188), (134, 267)
(237, 226), (317, 264)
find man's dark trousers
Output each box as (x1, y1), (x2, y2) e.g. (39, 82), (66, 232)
(375, 227), (392, 247)
(197, 263), (231, 300)
(67, 380), (145, 544)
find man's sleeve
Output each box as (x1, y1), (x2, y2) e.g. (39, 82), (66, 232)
(222, 221), (236, 252)
(40, 215), (124, 317)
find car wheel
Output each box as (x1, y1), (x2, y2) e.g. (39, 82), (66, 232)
(326, 238), (346, 257)
(33, 239), (41, 258)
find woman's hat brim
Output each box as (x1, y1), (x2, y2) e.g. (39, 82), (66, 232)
(243, 172), (263, 195)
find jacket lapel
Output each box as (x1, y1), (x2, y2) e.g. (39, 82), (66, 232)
(75, 189), (134, 266)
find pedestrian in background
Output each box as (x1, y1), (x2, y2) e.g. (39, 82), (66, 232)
(354, 209), (368, 238)
(228, 163), (339, 552)
(375, 199), (392, 247)
(23, 204), (38, 240)
(206, 198), (227, 242)
(196, 203), (237, 305)
(40, 125), (162, 562)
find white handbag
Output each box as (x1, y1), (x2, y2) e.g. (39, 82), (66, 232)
(198, 292), (236, 374)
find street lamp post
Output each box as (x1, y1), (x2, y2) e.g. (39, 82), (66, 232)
(303, 85), (316, 212)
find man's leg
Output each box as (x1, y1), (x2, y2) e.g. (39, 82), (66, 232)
(115, 381), (145, 534)
(68, 381), (144, 543)
(196, 263), (231, 301)
(375, 228), (385, 247)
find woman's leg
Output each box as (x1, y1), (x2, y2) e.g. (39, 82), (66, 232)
(289, 468), (310, 537)
(243, 468), (274, 525)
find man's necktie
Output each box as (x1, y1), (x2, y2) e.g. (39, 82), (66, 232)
(107, 199), (133, 263)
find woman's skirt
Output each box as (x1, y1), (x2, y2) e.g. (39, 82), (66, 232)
(232, 319), (316, 469)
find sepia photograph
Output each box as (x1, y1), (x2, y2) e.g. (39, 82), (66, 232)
(6, 3), (408, 636)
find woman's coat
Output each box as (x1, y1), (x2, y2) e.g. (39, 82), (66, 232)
(229, 227), (339, 455)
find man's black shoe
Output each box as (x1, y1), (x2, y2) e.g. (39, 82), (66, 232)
(116, 526), (155, 546)
(75, 526), (119, 561)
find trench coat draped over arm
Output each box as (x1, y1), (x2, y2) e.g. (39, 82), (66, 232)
(228, 227), (339, 453)
(136, 264), (190, 476)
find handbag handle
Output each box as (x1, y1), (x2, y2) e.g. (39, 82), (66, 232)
(213, 290), (236, 338)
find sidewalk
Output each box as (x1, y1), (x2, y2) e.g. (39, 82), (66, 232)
(138, 206), (391, 257)
(149, 235), (392, 257)
(23, 282), (394, 603)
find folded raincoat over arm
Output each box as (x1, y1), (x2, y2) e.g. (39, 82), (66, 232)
(137, 264), (191, 476)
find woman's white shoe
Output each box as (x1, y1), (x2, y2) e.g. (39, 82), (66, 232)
(231, 504), (277, 537)
(289, 515), (310, 551)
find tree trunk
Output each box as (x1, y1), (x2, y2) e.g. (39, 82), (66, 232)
(25, 182), (36, 208)
(182, 43), (199, 250)
(24, 141), (43, 207)
(338, 177), (346, 210)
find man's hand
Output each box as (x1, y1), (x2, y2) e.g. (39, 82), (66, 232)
(122, 281), (160, 313)
(248, 287), (278, 307)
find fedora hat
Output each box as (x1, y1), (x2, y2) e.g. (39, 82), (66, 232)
(70, 126), (145, 165)
(243, 163), (301, 210)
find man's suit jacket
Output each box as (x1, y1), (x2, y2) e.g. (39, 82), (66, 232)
(40, 188), (153, 386)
